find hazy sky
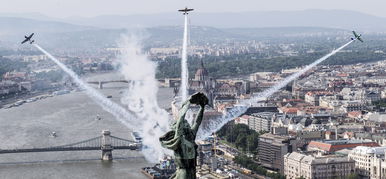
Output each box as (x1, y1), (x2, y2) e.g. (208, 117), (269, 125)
(1, 0), (386, 18)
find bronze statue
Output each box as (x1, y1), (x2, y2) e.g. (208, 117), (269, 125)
(159, 92), (208, 179)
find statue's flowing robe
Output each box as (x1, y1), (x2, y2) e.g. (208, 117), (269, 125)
(159, 120), (198, 179)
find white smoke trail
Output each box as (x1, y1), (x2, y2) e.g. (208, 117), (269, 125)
(196, 40), (354, 139)
(117, 36), (171, 162)
(180, 14), (189, 101)
(33, 44), (137, 129)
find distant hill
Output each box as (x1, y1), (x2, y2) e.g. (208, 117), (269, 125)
(0, 17), (94, 34)
(0, 16), (350, 49)
(58, 9), (386, 31)
(223, 27), (348, 38)
(0, 13), (58, 22)
(2, 10), (386, 31)
(0, 17), (96, 45)
(145, 26), (245, 45)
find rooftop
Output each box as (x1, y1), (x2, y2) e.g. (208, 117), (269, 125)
(260, 133), (291, 142)
(286, 152), (353, 165)
(350, 146), (386, 155)
(308, 139), (379, 152)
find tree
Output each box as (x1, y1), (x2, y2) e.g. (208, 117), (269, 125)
(246, 133), (259, 154)
(235, 133), (247, 151)
(156, 46), (386, 80)
(346, 173), (359, 179)
(218, 123), (261, 151)
(266, 172), (285, 179)
(35, 70), (64, 82)
(0, 57), (28, 79)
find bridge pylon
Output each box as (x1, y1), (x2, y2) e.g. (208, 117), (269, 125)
(101, 130), (113, 161)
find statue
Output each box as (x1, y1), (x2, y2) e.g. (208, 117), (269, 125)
(159, 92), (208, 179)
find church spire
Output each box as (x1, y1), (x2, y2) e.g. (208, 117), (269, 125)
(195, 59), (208, 81)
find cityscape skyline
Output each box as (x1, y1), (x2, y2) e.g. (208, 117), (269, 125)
(2, 1), (386, 178)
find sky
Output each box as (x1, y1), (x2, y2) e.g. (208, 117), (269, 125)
(0, 0), (386, 18)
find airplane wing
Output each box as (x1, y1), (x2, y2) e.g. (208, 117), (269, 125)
(357, 37), (364, 42)
(21, 33), (34, 44)
(21, 39), (28, 44)
(178, 8), (193, 12)
(352, 31), (358, 37)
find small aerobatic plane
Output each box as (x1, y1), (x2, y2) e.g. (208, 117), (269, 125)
(178, 7), (194, 15)
(351, 31), (363, 42)
(21, 33), (35, 44)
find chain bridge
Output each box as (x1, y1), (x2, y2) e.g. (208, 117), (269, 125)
(0, 130), (140, 160)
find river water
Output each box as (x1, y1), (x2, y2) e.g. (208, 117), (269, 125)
(0, 73), (174, 179)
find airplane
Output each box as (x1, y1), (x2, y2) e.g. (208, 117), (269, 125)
(178, 7), (194, 15)
(21, 33), (35, 44)
(351, 31), (363, 42)
(50, 131), (57, 138)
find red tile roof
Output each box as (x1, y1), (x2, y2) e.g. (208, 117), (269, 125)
(281, 107), (298, 114)
(308, 140), (379, 152)
(348, 111), (362, 118)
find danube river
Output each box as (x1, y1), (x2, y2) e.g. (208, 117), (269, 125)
(0, 73), (174, 179)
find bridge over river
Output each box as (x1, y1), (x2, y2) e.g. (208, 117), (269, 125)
(87, 78), (177, 89)
(0, 130), (140, 161)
